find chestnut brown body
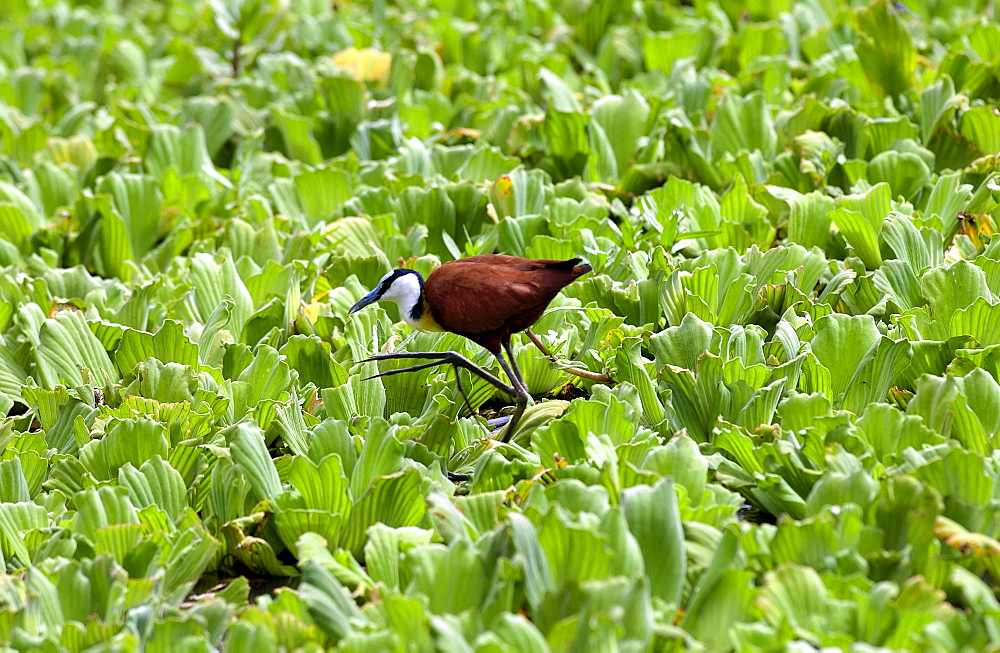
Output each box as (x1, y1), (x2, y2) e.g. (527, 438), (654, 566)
(422, 255), (592, 354)
(349, 254), (592, 442)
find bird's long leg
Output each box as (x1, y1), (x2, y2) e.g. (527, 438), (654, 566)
(452, 367), (476, 417)
(496, 347), (532, 443)
(361, 351), (516, 395)
(362, 350), (530, 442)
(524, 329), (614, 383)
(502, 341), (528, 396)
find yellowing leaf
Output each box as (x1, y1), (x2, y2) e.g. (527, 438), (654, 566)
(302, 291), (329, 323)
(332, 47), (391, 83)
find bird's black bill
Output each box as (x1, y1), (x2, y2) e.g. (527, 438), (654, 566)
(348, 289), (379, 314)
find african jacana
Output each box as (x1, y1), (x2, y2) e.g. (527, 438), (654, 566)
(349, 255), (593, 442)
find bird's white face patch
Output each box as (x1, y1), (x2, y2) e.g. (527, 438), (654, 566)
(378, 272), (423, 327)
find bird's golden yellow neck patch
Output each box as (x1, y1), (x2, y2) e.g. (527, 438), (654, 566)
(409, 306), (444, 332)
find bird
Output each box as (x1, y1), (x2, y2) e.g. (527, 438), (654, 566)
(348, 255), (593, 442)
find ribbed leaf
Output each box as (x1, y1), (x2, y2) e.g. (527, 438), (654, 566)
(508, 512), (555, 610)
(855, 0), (916, 98)
(0, 457), (30, 503)
(289, 453), (351, 516)
(0, 203), (36, 249)
(0, 501), (47, 565)
(537, 509), (613, 588)
(960, 107), (1000, 156)
(295, 166), (354, 226)
(273, 509), (343, 555)
(115, 320), (198, 376)
(229, 420), (282, 501)
(404, 538), (487, 615)
(786, 191), (833, 249)
(841, 338), (912, 415)
(36, 310), (119, 388)
(299, 559), (364, 641)
(117, 456), (188, 522)
(951, 298), (1000, 347)
(74, 486), (140, 541)
(622, 478), (685, 607)
(869, 151), (931, 201)
(79, 418), (169, 481)
(922, 260), (992, 335)
(188, 252), (254, 337)
(340, 468), (425, 559)
(348, 419), (404, 498)
(711, 92), (777, 159)
(810, 313), (879, 402)
(98, 173), (163, 262)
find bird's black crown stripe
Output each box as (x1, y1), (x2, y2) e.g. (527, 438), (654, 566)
(378, 268), (420, 294)
(376, 269), (425, 320)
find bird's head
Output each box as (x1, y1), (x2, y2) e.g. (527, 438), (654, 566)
(349, 269), (424, 318)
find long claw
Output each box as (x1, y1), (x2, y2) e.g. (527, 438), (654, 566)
(360, 350), (517, 396)
(524, 329), (614, 384)
(453, 367), (477, 417)
(361, 359), (451, 381)
(362, 352), (453, 362)
(360, 349), (537, 442)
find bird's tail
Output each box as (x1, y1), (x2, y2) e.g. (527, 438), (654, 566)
(547, 258), (592, 276)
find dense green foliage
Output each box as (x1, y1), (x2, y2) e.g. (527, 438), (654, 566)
(2, 0), (1000, 649)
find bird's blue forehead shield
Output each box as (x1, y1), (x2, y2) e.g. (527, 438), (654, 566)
(349, 287), (380, 314)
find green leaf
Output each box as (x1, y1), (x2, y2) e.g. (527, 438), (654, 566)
(118, 456), (188, 523)
(145, 123), (229, 187)
(614, 337), (666, 428)
(951, 298), (1000, 347)
(785, 191), (834, 250)
(0, 501), (47, 565)
(855, 0), (916, 98)
(960, 107), (1000, 156)
(79, 418), (170, 482)
(273, 108), (323, 165)
(809, 313), (878, 403)
(537, 67), (580, 112)
(508, 513), (555, 610)
(541, 108), (591, 180)
(622, 478), (685, 607)
(868, 151), (931, 201)
(188, 252), (254, 338)
(681, 530), (754, 650)
(405, 538), (487, 615)
(98, 173), (163, 263)
(295, 166), (354, 226)
(341, 468), (425, 559)
(880, 212), (941, 274)
(590, 90), (650, 180)
(348, 419), (404, 498)
(35, 310), (119, 388)
(711, 92), (777, 159)
(643, 26), (712, 74)
(756, 564), (829, 640)
(229, 420), (282, 501)
(115, 320), (199, 377)
(0, 458), (30, 503)
(289, 453), (351, 515)
(831, 184), (892, 269)
(840, 337), (912, 415)
(922, 260), (992, 336)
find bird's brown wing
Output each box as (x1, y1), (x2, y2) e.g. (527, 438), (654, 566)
(423, 263), (552, 336)
(445, 255), (578, 272)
